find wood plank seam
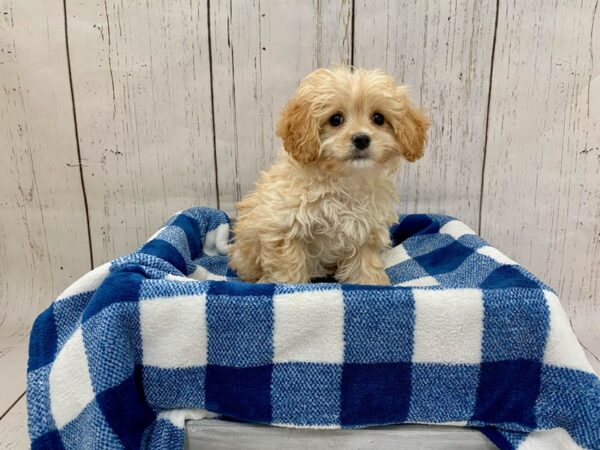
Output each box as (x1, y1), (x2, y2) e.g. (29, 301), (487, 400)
(62, 0), (94, 271)
(0, 396), (29, 449)
(477, 0), (500, 235)
(0, 392), (25, 423)
(350, 0), (356, 66)
(207, 0), (221, 211)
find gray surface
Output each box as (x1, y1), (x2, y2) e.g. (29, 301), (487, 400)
(185, 419), (497, 449)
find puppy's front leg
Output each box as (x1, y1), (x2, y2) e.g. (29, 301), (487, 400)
(258, 238), (311, 283)
(336, 245), (390, 285)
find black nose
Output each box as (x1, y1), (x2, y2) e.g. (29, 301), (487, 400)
(352, 133), (371, 150)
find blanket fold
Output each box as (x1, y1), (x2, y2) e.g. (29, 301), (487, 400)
(27, 207), (600, 449)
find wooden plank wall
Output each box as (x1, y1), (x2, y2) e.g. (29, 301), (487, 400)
(210, 0), (353, 214)
(0, 0), (93, 419)
(354, 0), (496, 228)
(1, 2), (599, 417)
(480, 0), (600, 369)
(66, 0), (218, 266)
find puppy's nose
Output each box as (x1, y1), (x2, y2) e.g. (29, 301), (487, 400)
(352, 133), (371, 150)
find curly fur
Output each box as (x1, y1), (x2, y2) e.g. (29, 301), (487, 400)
(229, 66), (430, 284)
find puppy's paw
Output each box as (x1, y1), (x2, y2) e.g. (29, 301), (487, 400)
(257, 275), (272, 284)
(258, 272), (310, 284)
(361, 269), (391, 286)
(340, 268), (391, 286)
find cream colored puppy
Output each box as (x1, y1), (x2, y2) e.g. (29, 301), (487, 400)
(229, 66), (429, 285)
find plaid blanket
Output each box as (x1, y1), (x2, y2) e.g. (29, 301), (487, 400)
(27, 207), (600, 450)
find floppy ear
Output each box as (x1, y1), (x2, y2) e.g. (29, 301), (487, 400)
(395, 99), (430, 162)
(276, 96), (321, 164)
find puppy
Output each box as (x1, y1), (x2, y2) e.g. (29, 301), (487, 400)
(229, 66), (429, 285)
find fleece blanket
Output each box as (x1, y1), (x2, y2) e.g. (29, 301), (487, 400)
(27, 207), (600, 450)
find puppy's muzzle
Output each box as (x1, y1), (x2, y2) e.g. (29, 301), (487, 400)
(352, 133), (371, 151)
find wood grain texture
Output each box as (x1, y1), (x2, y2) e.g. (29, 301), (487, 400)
(66, 0), (218, 264)
(353, 0), (497, 228)
(0, 0), (91, 345)
(0, 397), (28, 450)
(0, 343), (27, 418)
(481, 0), (600, 372)
(209, 0), (353, 215)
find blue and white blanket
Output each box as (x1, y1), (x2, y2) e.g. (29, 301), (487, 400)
(27, 207), (600, 449)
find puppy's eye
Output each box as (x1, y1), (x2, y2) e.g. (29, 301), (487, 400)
(329, 114), (344, 127)
(372, 112), (385, 126)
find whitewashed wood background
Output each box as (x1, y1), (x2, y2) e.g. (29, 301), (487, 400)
(0, 0), (598, 441)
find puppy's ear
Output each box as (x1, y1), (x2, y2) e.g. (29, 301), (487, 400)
(394, 94), (430, 162)
(276, 96), (320, 164)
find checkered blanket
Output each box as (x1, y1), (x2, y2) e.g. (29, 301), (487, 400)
(27, 207), (600, 449)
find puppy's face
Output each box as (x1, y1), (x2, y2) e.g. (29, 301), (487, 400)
(276, 67), (430, 172)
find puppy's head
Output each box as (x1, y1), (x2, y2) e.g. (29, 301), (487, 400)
(276, 66), (430, 171)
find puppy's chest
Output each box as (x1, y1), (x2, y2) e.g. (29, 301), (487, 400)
(289, 175), (398, 260)
(313, 197), (365, 229)
(303, 193), (386, 250)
